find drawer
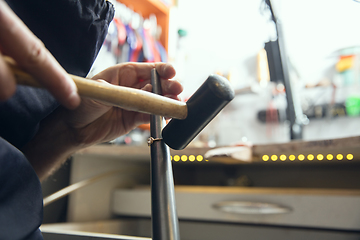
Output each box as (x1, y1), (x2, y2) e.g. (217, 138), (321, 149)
(112, 186), (360, 231)
(41, 219), (360, 240)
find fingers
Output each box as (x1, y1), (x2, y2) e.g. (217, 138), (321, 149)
(160, 78), (183, 97)
(142, 83), (152, 92)
(128, 62), (182, 96)
(118, 62), (176, 83)
(0, 1), (80, 109)
(155, 63), (176, 80)
(95, 62), (183, 97)
(141, 75), (182, 98)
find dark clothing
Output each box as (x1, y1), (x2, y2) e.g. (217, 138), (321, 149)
(0, 0), (114, 239)
(0, 138), (44, 240)
(6, 0), (114, 78)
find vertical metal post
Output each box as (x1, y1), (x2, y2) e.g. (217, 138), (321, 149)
(150, 69), (180, 240)
(275, 21), (304, 140)
(266, 0), (306, 140)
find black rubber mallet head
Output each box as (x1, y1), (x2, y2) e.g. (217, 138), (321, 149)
(162, 74), (235, 150)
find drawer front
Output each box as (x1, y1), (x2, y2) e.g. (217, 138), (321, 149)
(112, 187), (360, 231)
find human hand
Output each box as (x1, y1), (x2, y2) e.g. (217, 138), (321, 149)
(0, 1), (80, 109)
(22, 62), (182, 180)
(59, 62), (183, 147)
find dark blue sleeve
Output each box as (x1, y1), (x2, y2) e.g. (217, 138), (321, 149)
(0, 87), (59, 149)
(0, 138), (44, 240)
(0, 1), (114, 239)
(6, 0), (114, 77)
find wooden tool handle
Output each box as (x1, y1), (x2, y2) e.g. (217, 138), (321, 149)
(6, 57), (188, 119)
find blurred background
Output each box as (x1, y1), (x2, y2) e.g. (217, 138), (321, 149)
(90, 0), (360, 147)
(41, 1), (360, 239)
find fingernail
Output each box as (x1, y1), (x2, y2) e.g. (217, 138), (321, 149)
(66, 90), (81, 109)
(164, 64), (168, 71)
(143, 83), (152, 92)
(65, 76), (80, 108)
(165, 80), (174, 92)
(162, 64), (168, 74)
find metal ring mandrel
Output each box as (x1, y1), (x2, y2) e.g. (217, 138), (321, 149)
(149, 69), (180, 240)
(162, 74), (235, 150)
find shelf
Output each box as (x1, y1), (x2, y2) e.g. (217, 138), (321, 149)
(74, 136), (360, 165)
(117, 0), (170, 51)
(252, 136), (360, 164)
(118, 0), (169, 16)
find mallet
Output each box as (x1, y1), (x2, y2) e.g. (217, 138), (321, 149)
(7, 57), (235, 149)
(162, 73), (234, 149)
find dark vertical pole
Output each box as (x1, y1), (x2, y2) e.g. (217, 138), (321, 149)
(266, 0), (304, 140)
(150, 69), (180, 240)
(276, 22), (303, 140)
